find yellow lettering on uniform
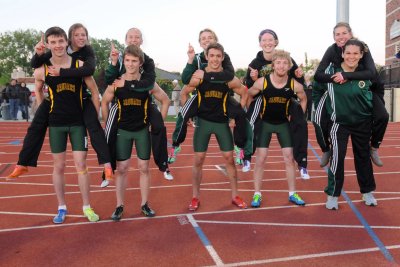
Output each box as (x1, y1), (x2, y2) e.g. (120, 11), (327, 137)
(56, 83), (76, 93)
(205, 90), (223, 98)
(123, 98), (142, 106)
(268, 97), (287, 104)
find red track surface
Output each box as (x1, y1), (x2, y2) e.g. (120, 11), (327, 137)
(0, 121), (399, 266)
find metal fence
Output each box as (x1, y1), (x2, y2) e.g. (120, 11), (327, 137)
(380, 63), (400, 122)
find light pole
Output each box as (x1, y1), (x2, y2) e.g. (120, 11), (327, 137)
(336, 0), (349, 23)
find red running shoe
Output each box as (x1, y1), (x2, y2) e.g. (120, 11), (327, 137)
(232, 196), (247, 209)
(7, 166), (28, 179)
(188, 197), (200, 211)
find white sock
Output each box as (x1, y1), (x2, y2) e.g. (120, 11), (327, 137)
(254, 191), (261, 196)
(289, 191), (295, 197)
(58, 205), (67, 211)
(82, 205), (91, 212)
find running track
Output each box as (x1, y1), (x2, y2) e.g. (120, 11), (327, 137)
(0, 121), (399, 266)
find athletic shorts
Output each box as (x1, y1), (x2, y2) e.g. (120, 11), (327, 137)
(256, 121), (292, 148)
(193, 117), (233, 152)
(49, 125), (88, 153)
(116, 127), (150, 161)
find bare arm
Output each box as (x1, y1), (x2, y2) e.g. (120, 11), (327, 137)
(33, 67), (45, 104)
(294, 80), (307, 113)
(180, 85), (197, 106)
(228, 77), (248, 108)
(84, 76), (100, 115)
(246, 77), (264, 108)
(101, 85), (115, 125)
(150, 83), (170, 120)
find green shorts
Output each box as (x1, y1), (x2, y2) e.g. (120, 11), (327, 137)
(256, 121), (292, 148)
(49, 126), (88, 153)
(116, 128), (150, 161)
(193, 117), (233, 152)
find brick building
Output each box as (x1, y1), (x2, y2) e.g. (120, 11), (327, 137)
(386, 0), (400, 65)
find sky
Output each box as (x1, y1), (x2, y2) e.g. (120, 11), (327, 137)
(0, 0), (386, 73)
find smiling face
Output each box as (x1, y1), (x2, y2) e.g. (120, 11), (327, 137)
(205, 48), (224, 71)
(199, 30), (217, 50)
(125, 28), (143, 47)
(342, 44), (363, 70)
(46, 35), (68, 57)
(259, 32), (278, 53)
(334, 25), (352, 48)
(71, 27), (88, 49)
(124, 53), (142, 75)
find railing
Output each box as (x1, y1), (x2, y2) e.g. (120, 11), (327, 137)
(380, 62), (400, 88)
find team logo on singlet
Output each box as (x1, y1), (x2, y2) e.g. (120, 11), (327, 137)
(358, 81), (366, 88)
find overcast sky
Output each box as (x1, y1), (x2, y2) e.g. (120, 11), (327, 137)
(0, 0), (385, 72)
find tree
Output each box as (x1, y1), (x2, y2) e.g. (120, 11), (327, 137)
(235, 68), (247, 78)
(0, 29), (41, 84)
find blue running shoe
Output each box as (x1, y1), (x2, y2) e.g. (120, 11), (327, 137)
(289, 193), (305, 206)
(53, 209), (67, 224)
(251, 194), (262, 208)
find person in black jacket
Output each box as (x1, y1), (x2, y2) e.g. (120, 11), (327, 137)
(169, 28), (252, 173)
(18, 82), (31, 120)
(245, 29), (310, 179)
(7, 23), (113, 181)
(6, 79), (20, 120)
(313, 22), (388, 168)
(103, 27), (174, 183)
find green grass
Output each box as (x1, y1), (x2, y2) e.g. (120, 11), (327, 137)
(165, 115), (178, 122)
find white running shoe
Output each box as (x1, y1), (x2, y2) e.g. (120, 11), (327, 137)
(164, 171), (174, 181)
(100, 179), (109, 188)
(299, 167), (310, 179)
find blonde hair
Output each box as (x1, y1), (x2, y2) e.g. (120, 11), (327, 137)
(271, 50), (293, 69)
(198, 28), (218, 43)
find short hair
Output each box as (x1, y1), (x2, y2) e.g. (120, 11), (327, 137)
(45, 27), (67, 43)
(258, 29), (278, 42)
(68, 23), (89, 46)
(198, 28), (219, 43)
(205, 42), (224, 56)
(123, 45), (144, 64)
(271, 49), (293, 69)
(333, 22), (353, 36)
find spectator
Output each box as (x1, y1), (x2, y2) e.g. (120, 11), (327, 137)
(6, 79), (20, 120)
(171, 79), (181, 118)
(19, 82), (31, 120)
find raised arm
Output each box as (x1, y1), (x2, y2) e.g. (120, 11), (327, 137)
(150, 83), (170, 120)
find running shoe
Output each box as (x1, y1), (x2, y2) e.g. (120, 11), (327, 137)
(251, 194), (262, 208)
(163, 170), (174, 181)
(299, 167), (310, 180)
(100, 179), (109, 188)
(232, 196), (247, 209)
(141, 202), (156, 217)
(188, 197), (200, 211)
(289, 193), (305, 206)
(234, 146), (243, 165)
(83, 208), (100, 222)
(362, 192), (378, 206)
(326, 196), (339, 210)
(168, 146), (181, 164)
(111, 205), (124, 221)
(53, 209), (67, 224)
(7, 166), (28, 179)
(370, 148), (383, 167)
(242, 160), (251, 173)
